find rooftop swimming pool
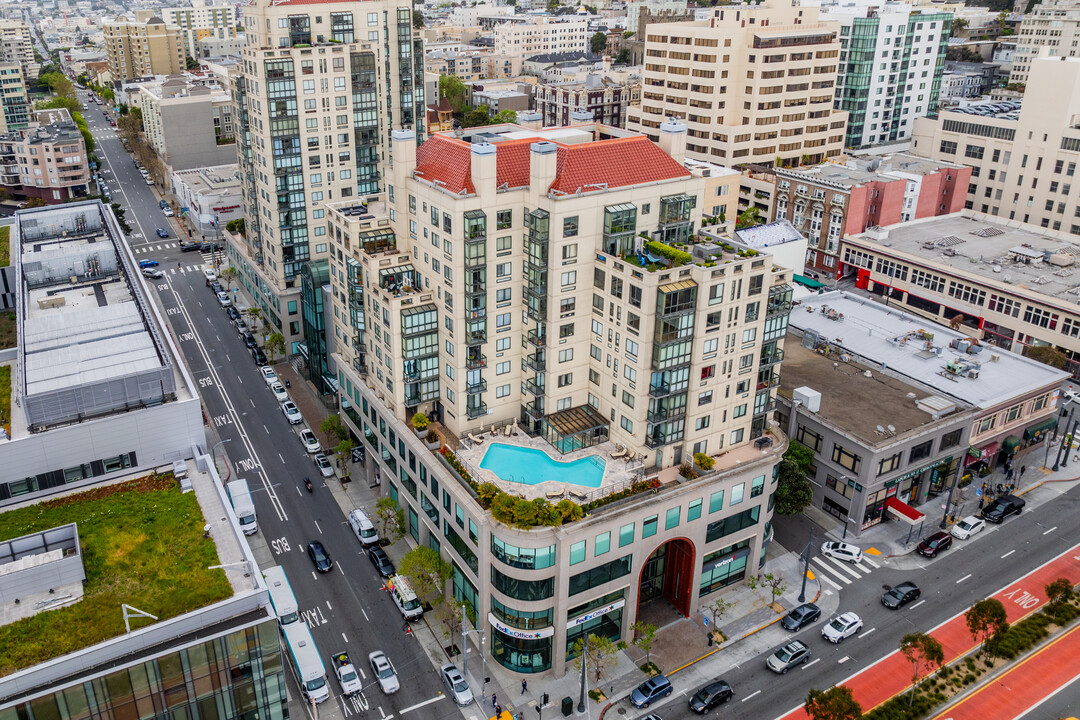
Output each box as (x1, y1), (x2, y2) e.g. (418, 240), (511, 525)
(479, 443), (606, 488)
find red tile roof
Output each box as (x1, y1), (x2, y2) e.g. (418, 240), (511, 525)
(413, 133), (692, 196)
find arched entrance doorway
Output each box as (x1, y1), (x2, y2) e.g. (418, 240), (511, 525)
(637, 538), (696, 618)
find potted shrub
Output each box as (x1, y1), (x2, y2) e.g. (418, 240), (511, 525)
(412, 412), (431, 439)
(693, 453), (715, 473)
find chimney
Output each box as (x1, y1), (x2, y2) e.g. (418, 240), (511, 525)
(390, 129), (417, 188)
(569, 109), (593, 126)
(518, 110), (543, 129)
(657, 118), (688, 165)
(530, 141), (559, 195)
(470, 142), (497, 198)
(602, 54), (612, 73)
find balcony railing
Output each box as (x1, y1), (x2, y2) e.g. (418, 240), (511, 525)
(526, 329), (547, 348)
(645, 430), (684, 449)
(466, 379), (487, 394)
(466, 307), (487, 321)
(352, 357), (368, 375)
(466, 402), (488, 419)
(757, 372), (781, 390)
(521, 379), (545, 397)
(467, 329), (487, 345)
(647, 406), (686, 424)
(523, 400), (544, 419)
(404, 391), (421, 405)
(523, 351), (545, 373)
(466, 282), (486, 297)
(760, 349), (785, 366)
(466, 352), (487, 370)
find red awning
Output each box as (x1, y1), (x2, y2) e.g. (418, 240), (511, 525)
(965, 441), (999, 466)
(885, 497), (925, 525)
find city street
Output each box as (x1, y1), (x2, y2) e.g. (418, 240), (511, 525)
(79, 90), (459, 720)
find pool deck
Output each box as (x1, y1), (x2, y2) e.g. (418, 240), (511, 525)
(454, 430), (645, 503)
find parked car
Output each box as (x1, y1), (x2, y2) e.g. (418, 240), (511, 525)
(369, 651), (399, 694)
(155, 227), (169, 238)
(235, 318), (249, 335)
(314, 453), (334, 478)
(821, 612), (863, 644)
(241, 332), (257, 349)
(630, 676), (673, 709)
(281, 401), (303, 424)
(141, 267), (165, 279)
(159, 200), (169, 209)
(688, 680), (733, 713)
(226, 306), (240, 321)
(251, 346), (268, 365)
(881, 581), (921, 609)
(820, 541), (863, 564)
(440, 664), (473, 706)
(162, 207), (174, 217)
(203, 268), (217, 282)
(260, 366), (278, 386)
(368, 546), (395, 578)
(299, 429), (321, 454)
(951, 516), (986, 540)
(766, 640), (811, 674)
(917, 531), (953, 558)
(145, 178), (154, 186)
(981, 494), (1025, 523)
(210, 281), (224, 294)
(307, 540), (333, 572)
(138, 259), (159, 268)
(780, 603), (821, 632)
(271, 381), (289, 402)
(216, 291), (232, 307)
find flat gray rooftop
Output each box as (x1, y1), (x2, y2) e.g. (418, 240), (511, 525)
(789, 290), (1069, 409)
(851, 213), (1080, 305)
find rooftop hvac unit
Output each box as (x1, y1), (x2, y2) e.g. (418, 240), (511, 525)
(792, 386), (821, 413)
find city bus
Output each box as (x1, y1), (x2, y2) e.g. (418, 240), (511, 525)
(282, 622), (329, 704)
(263, 565), (299, 629)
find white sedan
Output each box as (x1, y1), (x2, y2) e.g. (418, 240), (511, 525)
(270, 381), (289, 402)
(216, 291), (231, 307)
(299, 429), (321, 454)
(260, 366), (278, 386)
(314, 453), (334, 478)
(820, 541), (863, 564)
(821, 612), (863, 644)
(369, 651), (399, 694)
(951, 515), (986, 540)
(281, 401), (303, 424)
(203, 268), (217, 282)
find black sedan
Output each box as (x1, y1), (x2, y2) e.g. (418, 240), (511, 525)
(688, 680), (733, 713)
(368, 546), (396, 578)
(241, 331), (257, 349)
(780, 602), (821, 632)
(881, 581), (921, 609)
(226, 306), (241, 321)
(307, 541), (333, 573)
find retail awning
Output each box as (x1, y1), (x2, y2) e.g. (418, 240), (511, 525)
(794, 273), (826, 289)
(1002, 435), (1023, 454)
(965, 441), (999, 466)
(884, 497), (924, 525)
(1023, 417), (1058, 442)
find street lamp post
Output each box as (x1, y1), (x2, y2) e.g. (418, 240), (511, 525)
(798, 527), (814, 603)
(461, 607), (487, 699)
(577, 646), (588, 714)
(1061, 418), (1079, 469)
(1053, 406), (1074, 471)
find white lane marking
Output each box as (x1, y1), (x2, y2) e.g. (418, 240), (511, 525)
(956, 574), (972, 584)
(1044, 526), (1058, 535)
(296, 486), (302, 496)
(337, 562), (345, 576)
(265, 424), (270, 434)
(279, 453), (285, 464)
(838, 656), (850, 664)
(1002, 550), (1016, 558)
(909, 600), (926, 610)
(327, 600), (333, 611)
(342, 632), (348, 643)
(741, 690), (761, 703)
(361, 607), (370, 622)
(378, 708), (386, 718)
(315, 520), (323, 534)
(399, 697), (444, 715)
(358, 667), (366, 680)
(312, 571), (318, 580)
(802, 658), (820, 669)
(857, 627), (876, 639)
(812, 558), (852, 584)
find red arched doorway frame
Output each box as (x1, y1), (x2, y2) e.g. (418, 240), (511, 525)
(637, 537), (696, 618)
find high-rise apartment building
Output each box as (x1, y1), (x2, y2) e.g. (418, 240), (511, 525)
(230, 0), (425, 349)
(140, 76), (235, 170)
(103, 17), (185, 82)
(910, 55), (1080, 231)
(626, 3), (849, 169)
(318, 122), (793, 675)
(0, 19), (37, 80)
(142, 3), (238, 60)
(492, 16), (589, 56)
(810, 1), (950, 149)
(1009, 0), (1080, 87)
(0, 61), (28, 133)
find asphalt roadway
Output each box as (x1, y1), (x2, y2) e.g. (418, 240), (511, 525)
(77, 87), (1080, 720)
(79, 89), (457, 720)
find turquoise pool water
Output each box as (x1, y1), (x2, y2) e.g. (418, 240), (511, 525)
(479, 443), (606, 488)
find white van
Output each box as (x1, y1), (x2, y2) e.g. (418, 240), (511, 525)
(225, 479), (258, 535)
(388, 574), (423, 620)
(348, 508), (380, 547)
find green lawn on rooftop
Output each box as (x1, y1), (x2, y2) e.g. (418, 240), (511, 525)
(0, 474), (232, 677)
(0, 225), (8, 267)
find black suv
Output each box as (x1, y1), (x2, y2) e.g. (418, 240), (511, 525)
(980, 494), (1025, 523)
(251, 346), (268, 366)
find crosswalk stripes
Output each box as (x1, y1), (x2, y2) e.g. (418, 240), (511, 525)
(811, 553), (878, 592)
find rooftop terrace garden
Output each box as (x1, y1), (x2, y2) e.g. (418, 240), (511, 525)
(0, 474), (232, 676)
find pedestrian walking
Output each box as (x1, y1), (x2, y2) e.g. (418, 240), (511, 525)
(1020, 465), (1027, 478)
(494, 703), (502, 717)
(521, 680), (527, 695)
(491, 694), (497, 710)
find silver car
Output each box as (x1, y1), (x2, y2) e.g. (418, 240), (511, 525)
(440, 663), (473, 705)
(314, 453), (334, 478)
(369, 651), (399, 694)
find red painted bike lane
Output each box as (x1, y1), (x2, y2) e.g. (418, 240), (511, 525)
(775, 544), (1080, 720)
(929, 622), (1080, 720)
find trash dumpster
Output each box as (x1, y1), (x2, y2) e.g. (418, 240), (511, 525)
(561, 697), (573, 717)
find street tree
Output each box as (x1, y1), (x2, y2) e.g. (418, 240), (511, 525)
(571, 634), (617, 687)
(398, 546), (452, 608)
(1046, 577), (1075, 606)
(965, 599), (1009, 657)
(334, 439), (356, 480)
(264, 332), (285, 363)
(630, 621), (657, 665)
(804, 686), (862, 720)
(244, 306), (263, 332)
(899, 633), (944, 705)
(784, 441), (815, 474)
(434, 597), (467, 648)
(23, 198), (48, 208)
(748, 572), (787, 606)
(705, 596), (732, 629)
(321, 414), (348, 447)
(374, 496), (405, 544)
(218, 267), (237, 291)
(774, 459), (813, 515)
(438, 75), (467, 115)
